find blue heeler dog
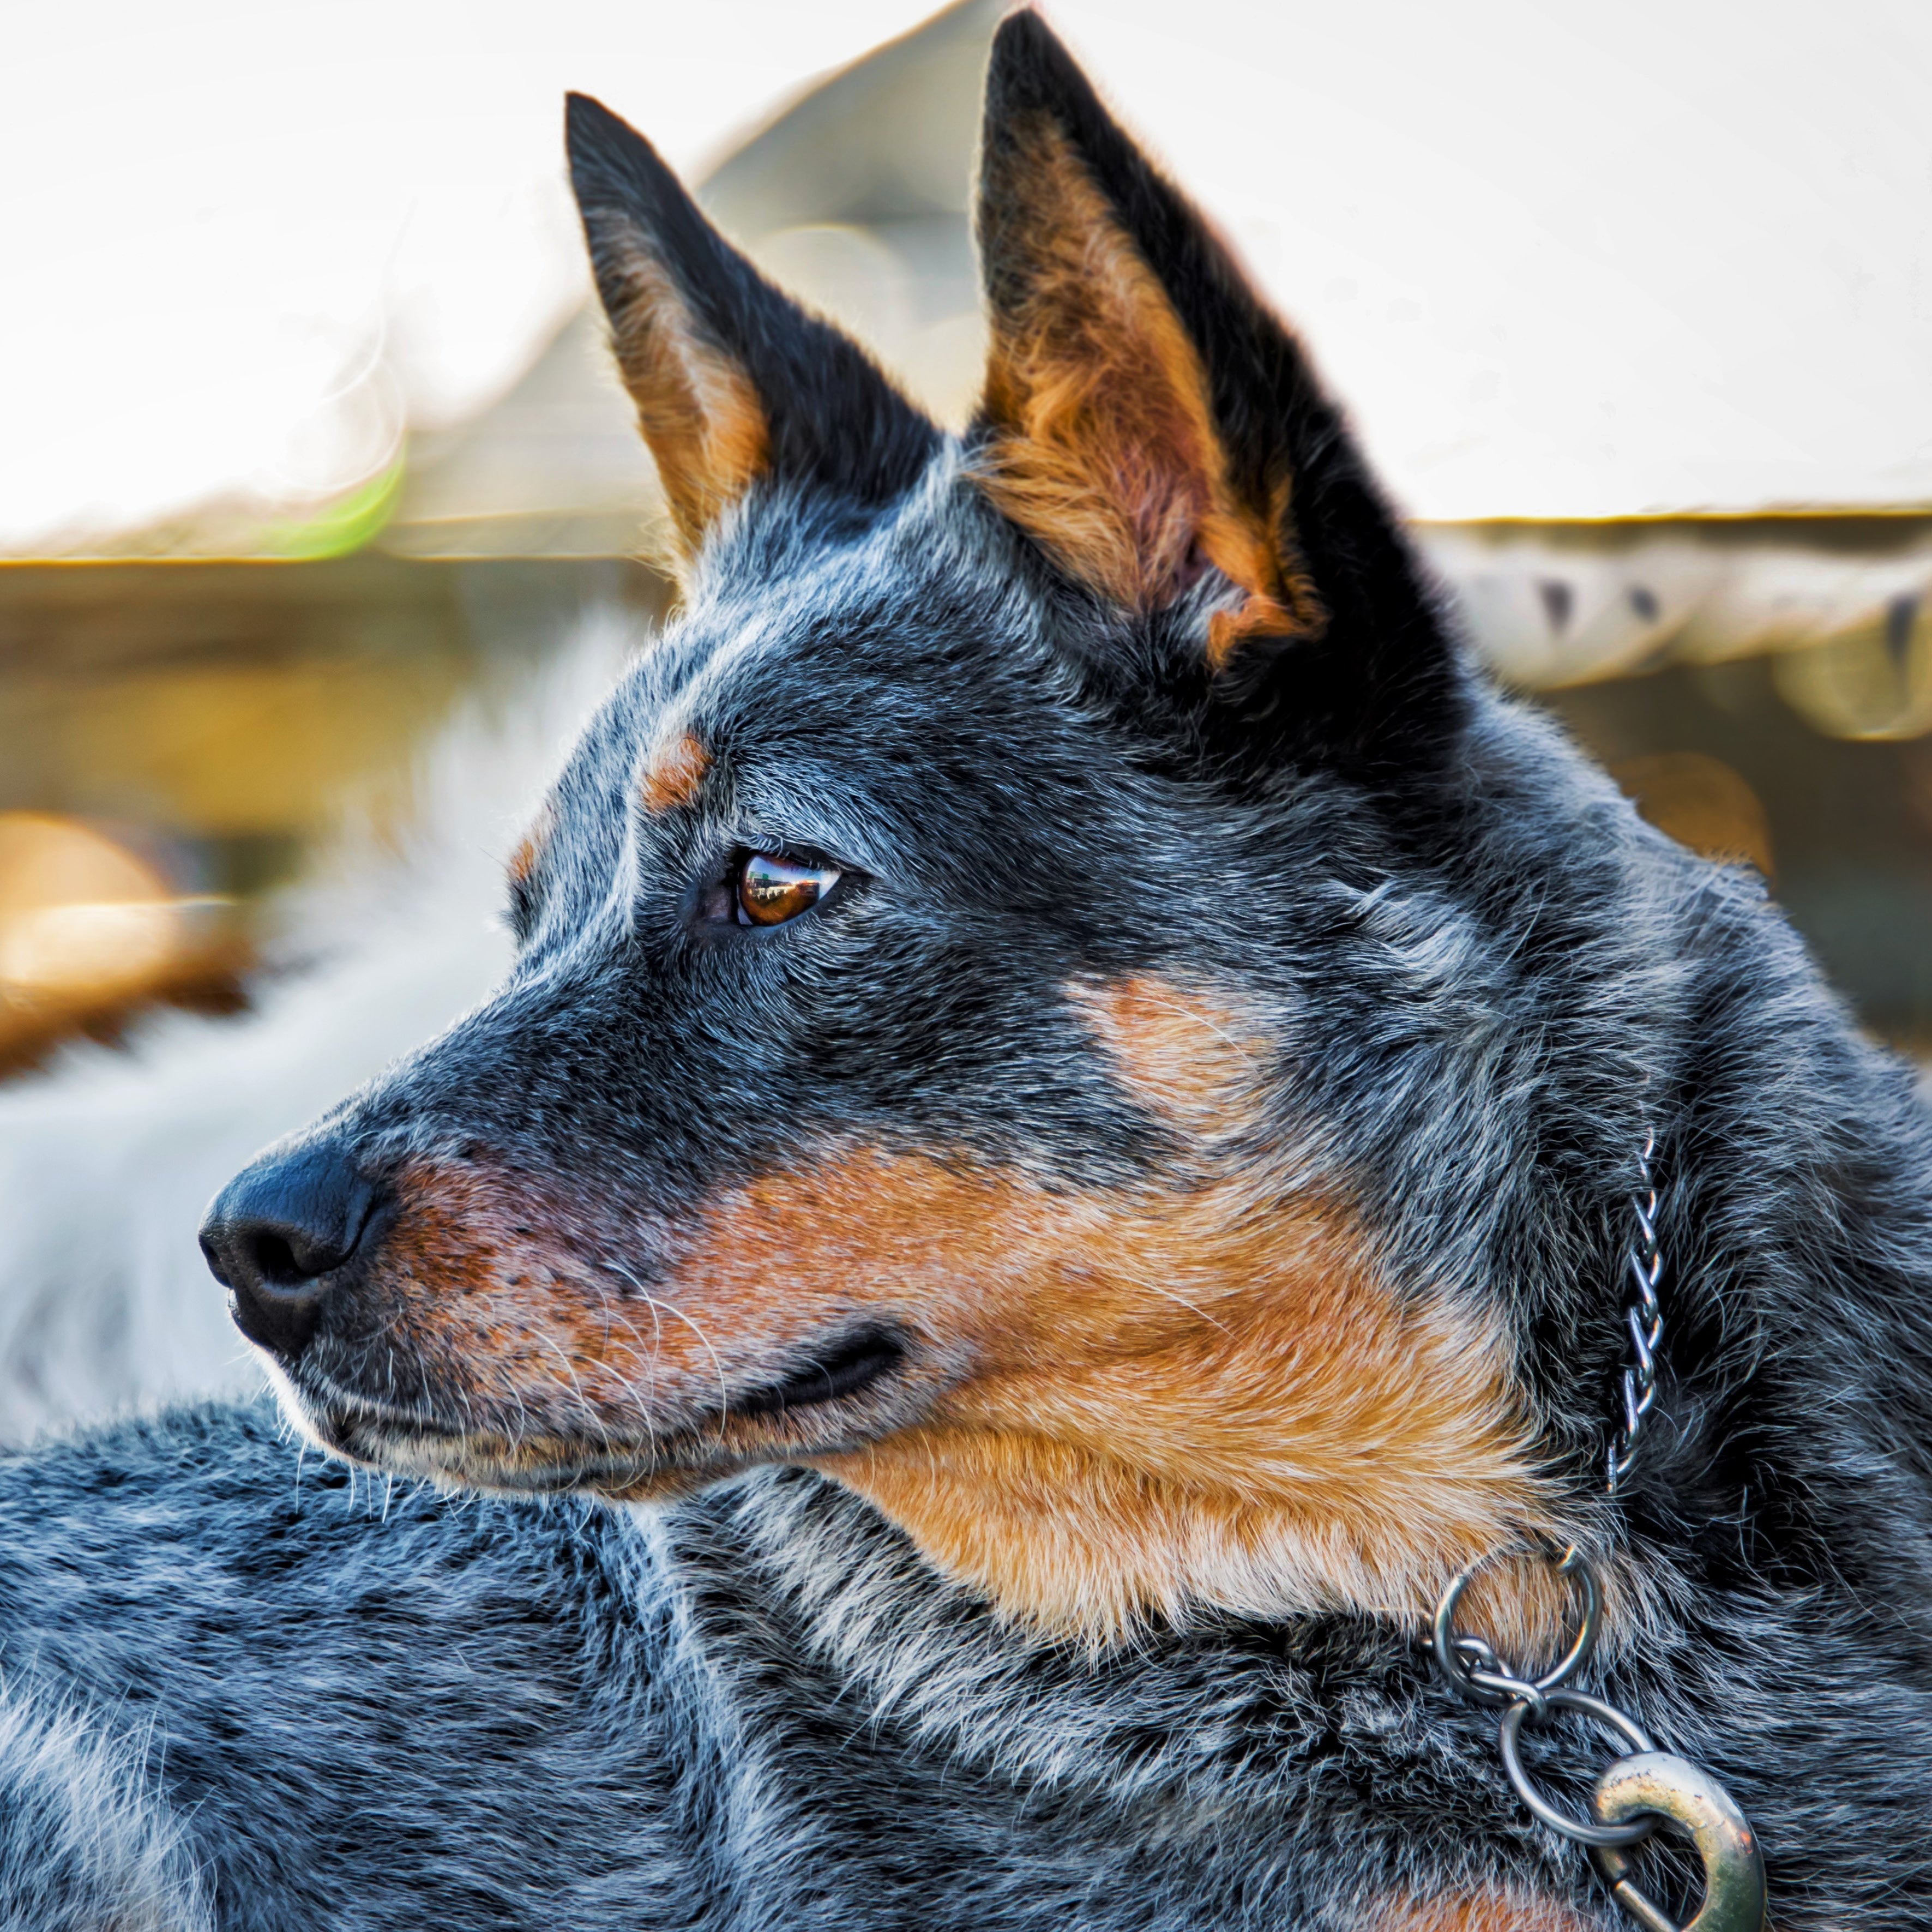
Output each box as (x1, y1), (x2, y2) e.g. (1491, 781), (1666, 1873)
(2, 14), (1928, 1930)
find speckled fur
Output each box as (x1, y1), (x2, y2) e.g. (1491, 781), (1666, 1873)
(5, 14), (1932, 1929)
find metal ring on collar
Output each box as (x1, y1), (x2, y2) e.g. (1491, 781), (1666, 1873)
(1432, 1544), (1603, 1708)
(1498, 1690), (1660, 1850)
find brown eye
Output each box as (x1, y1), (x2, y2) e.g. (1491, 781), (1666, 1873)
(736, 852), (841, 927)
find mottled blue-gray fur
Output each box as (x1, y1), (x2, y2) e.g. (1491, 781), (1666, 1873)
(7, 12), (1932, 1928)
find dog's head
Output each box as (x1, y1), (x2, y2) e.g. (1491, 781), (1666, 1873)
(202, 15), (1675, 1647)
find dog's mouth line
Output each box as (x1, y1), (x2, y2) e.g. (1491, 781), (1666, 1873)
(721, 1325), (906, 1421)
(286, 1323), (911, 1480)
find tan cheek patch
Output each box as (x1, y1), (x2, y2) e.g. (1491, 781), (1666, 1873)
(799, 1160), (1569, 1648)
(641, 1125), (1574, 1649)
(367, 980), (1584, 1653)
(640, 730), (711, 813)
(1066, 973), (1266, 1141)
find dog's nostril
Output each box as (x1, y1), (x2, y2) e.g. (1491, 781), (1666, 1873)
(251, 1231), (300, 1286)
(243, 1227), (335, 1291)
(200, 1140), (379, 1362)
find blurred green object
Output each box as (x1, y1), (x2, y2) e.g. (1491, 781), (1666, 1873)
(263, 458), (407, 562)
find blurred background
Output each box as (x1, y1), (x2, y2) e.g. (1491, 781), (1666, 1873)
(3, 0), (1930, 1434)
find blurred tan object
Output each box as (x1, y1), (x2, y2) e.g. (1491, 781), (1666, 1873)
(0, 814), (242, 1075)
(0, 816), (178, 994)
(1773, 593), (1932, 741)
(1430, 516), (1932, 699)
(0, 545), (664, 1075)
(1608, 753), (1775, 880)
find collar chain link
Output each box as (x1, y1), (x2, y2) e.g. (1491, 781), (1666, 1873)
(1609, 1130), (1665, 1497)
(1429, 1131), (1767, 1932)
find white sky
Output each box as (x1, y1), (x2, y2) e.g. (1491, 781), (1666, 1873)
(3, 0), (1929, 548)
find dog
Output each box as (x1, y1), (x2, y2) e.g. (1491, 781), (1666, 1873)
(2, 13), (1928, 1928)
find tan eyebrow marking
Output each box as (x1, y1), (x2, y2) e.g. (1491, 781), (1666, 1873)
(640, 731), (712, 814)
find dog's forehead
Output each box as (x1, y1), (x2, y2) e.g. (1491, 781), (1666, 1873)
(599, 481), (1056, 793)
(681, 480), (1032, 719)
(522, 475), (1080, 909)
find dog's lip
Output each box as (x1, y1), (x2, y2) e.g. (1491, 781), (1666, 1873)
(297, 1398), (715, 1494)
(283, 1322), (913, 1488)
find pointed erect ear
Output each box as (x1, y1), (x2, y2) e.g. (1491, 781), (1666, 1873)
(972, 16), (1458, 758)
(566, 94), (940, 559)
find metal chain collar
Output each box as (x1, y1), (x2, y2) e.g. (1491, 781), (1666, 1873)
(1430, 1133), (1767, 1932)
(1608, 1131), (1664, 1498)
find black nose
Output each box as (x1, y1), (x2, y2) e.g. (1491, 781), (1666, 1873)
(200, 1141), (376, 1361)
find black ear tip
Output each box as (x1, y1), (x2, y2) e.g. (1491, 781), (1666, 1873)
(564, 91), (673, 208)
(990, 6), (1057, 57)
(565, 91), (623, 173)
(988, 7), (1056, 76)
(985, 8), (1097, 121)
(565, 91), (619, 142)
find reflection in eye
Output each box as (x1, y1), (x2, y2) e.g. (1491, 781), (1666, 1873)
(736, 852), (841, 928)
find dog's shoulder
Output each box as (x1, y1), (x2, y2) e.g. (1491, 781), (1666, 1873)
(0, 1666), (212, 1932)
(0, 1404), (712, 1924)
(0, 1400), (585, 1638)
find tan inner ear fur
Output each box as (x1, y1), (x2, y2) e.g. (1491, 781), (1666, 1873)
(599, 228), (770, 557)
(505, 801), (555, 889)
(976, 116), (1325, 670)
